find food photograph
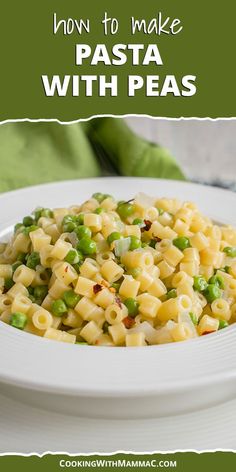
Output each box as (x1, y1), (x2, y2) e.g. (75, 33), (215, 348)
(0, 117), (236, 452)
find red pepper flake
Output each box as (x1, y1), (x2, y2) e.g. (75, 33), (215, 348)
(141, 219), (152, 232)
(124, 199), (134, 204)
(93, 284), (103, 294)
(202, 331), (214, 336)
(123, 316), (135, 329)
(115, 296), (122, 308)
(152, 236), (161, 243)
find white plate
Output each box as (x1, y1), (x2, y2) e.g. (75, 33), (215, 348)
(1, 178), (236, 419)
(1, 392), (236, 452)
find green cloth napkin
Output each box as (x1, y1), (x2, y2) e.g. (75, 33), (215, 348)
(0, 118), (185, 193)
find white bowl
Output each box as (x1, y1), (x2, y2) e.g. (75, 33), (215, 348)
(1, 177), (236, 419)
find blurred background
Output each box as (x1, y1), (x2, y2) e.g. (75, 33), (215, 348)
(126, 118), (236, 189)
(0, 118), (235, 193)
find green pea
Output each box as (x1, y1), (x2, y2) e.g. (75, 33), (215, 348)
(65, 222), (77, 233)
(124, 298), (139, 317)
(103, 321), (110, 333)
(94, 207), (104, 215)
(10, 312), (28, 330)
(73, 262), (82, 274)
(117, 202), (134, 219)
(14, 223), (24, 233)
(33, 207), (43, 222)
(157, 208), (164, 215)
(34, 285), (48, 303)
(65, 249), (81, 264)
(111, 282), (122, 292)
(223, 246), (236, 257)
(208, 274), (225, 289)
(75, 225), (92, 240)
(167, 289), (177, 299)
(41, 208), (53, 218)
(107, 232), (122, 245)
(129, 236), (141, 251)
(62, 216), (77, 233)
(127, 267), (142, 279)
(12, 261), (23, 273)
(77, 237), (97, 255)
(218, 320), (229, 330)
(203, 284), (221, 303)
(193, 275), (208, 292)
(34, 208), (53, 220)
(51, 299), (67, 317)
(189, 312), (198, 325)
(26, 251), (40, 270)
(133, 218), (144, 226)
(173, 237), (191, 251)
(63, 290), (81, 308)
(4, 277), (14, 291)
(23, 216), (35, 227)
(17, 252), (27, 263)
(27, 286), (35, 296)
(23, 225), (39, 235)
(92, 192), (105, 203)
(149, 239), (157, 249)
(63, 215), (77, 224)
(77, 214), (84, 225)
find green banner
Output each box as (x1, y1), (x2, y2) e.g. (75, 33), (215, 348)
(0, 453), (236, 471)
(1, 0), (236, 120)
(0, 1), (235, 466)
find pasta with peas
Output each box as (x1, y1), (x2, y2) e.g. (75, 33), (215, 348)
(0, 192), (236, 347)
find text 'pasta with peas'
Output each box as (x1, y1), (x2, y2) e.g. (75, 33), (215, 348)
(0, 192), (236, 347)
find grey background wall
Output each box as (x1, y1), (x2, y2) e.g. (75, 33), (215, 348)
(125, 118), (236, 184)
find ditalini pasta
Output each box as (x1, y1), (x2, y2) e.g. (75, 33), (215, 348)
(1, 192), (236, 346)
